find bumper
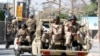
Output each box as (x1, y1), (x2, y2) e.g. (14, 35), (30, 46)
(18, 45), (32, 51)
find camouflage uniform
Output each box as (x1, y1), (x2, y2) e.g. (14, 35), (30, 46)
(12, 19), (18, 36)
(26, 18), (36, 41)
(26, 18), (36, 32)
(84, 32), (92, 50)
(6, 23), (14, 40)
(6, 23), (14, 49)
(41, 33), (49, 42)
(41, 26), (50, 43)
(64, 21), (84, 50)
(17, 28), (30, 43)
(63, 21), (71, 45)
(49, 23), (63, 44)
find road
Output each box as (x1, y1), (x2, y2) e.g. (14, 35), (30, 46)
(87, 39), (100, 56)
(0, 44), (32, 56)
(0, 44), (15, 56)
(0, 39), (100, 56)
(0, 48), (15, 56)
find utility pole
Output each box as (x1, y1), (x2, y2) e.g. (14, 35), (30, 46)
(70, 0), (74, 14)
(58, 0), (61, 16)
(13, 0), (15, 16)
(25, 0), (30, 18)
(98, 0), (100, 43)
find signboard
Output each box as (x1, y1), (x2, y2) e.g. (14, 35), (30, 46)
(82, 17), (98, 30)
(16, 3), (23, 21)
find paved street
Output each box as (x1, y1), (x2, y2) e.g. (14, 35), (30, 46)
(0, 39), (100, 56)
(87, 39), (100, 56)
(0, 48), (15, 56)
(0, 44), (32, 56)
(0, 44), (15, 56)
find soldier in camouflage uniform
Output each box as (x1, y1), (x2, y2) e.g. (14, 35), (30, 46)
(11, 17), (18, 37)
(12, 17), (18, 28)
(17, 24), (31, 44)
(26, 15), (36, 42)
(6, 23), (14, 49)
(41, 22), (51, 49)
(64, 15), (85, 50)
(49, 16), (63, 46)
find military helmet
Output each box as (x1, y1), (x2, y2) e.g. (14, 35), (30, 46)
(68, 15), (77, 21)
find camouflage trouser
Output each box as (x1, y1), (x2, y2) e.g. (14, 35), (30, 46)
(64, 32), (84, 49)
(41, 33), (50, 43)
(84, 36), (91, 44)
(65, 32), (71, 45)
(29, 31), (35, 42)
(84, 37), (91, 50)
(77, 34), (84, 45)
(19, 36), (31, 43)
(51, 34), (62, 44)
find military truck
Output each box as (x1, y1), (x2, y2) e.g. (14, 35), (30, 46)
(31, 18), (90, 56)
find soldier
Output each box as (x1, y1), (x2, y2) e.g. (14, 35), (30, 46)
(84, 31), (92, 50)
(26, 15), (36, 42)
(49, 16), (63, 47)
(41, 22), (50, 49)
(17, 24), (31, 44)
(64, 15), (85, 50)
(12, 17), (17, 27)
(6, 23), (14, 49)
(11, 17), (18, 36)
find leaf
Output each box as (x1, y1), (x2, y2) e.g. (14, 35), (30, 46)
(0, 10), (5, 21)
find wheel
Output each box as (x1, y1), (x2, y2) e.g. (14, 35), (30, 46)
(61, 53), (67, 56)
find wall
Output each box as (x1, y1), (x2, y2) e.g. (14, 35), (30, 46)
(0, 21), (5, 43)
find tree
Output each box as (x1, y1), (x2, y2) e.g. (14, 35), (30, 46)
(60, 13), (68, 19)
(91, 0), (97, 3)
(0, 10), (5, 21)
(82, 0), (98, 16)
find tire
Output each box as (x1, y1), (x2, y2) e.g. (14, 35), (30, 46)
(61, 53), (67, 56)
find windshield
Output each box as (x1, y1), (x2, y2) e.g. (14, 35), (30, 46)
(43, 22), (49, 28)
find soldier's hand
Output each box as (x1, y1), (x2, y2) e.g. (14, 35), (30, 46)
(80, 24), (85, 28)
